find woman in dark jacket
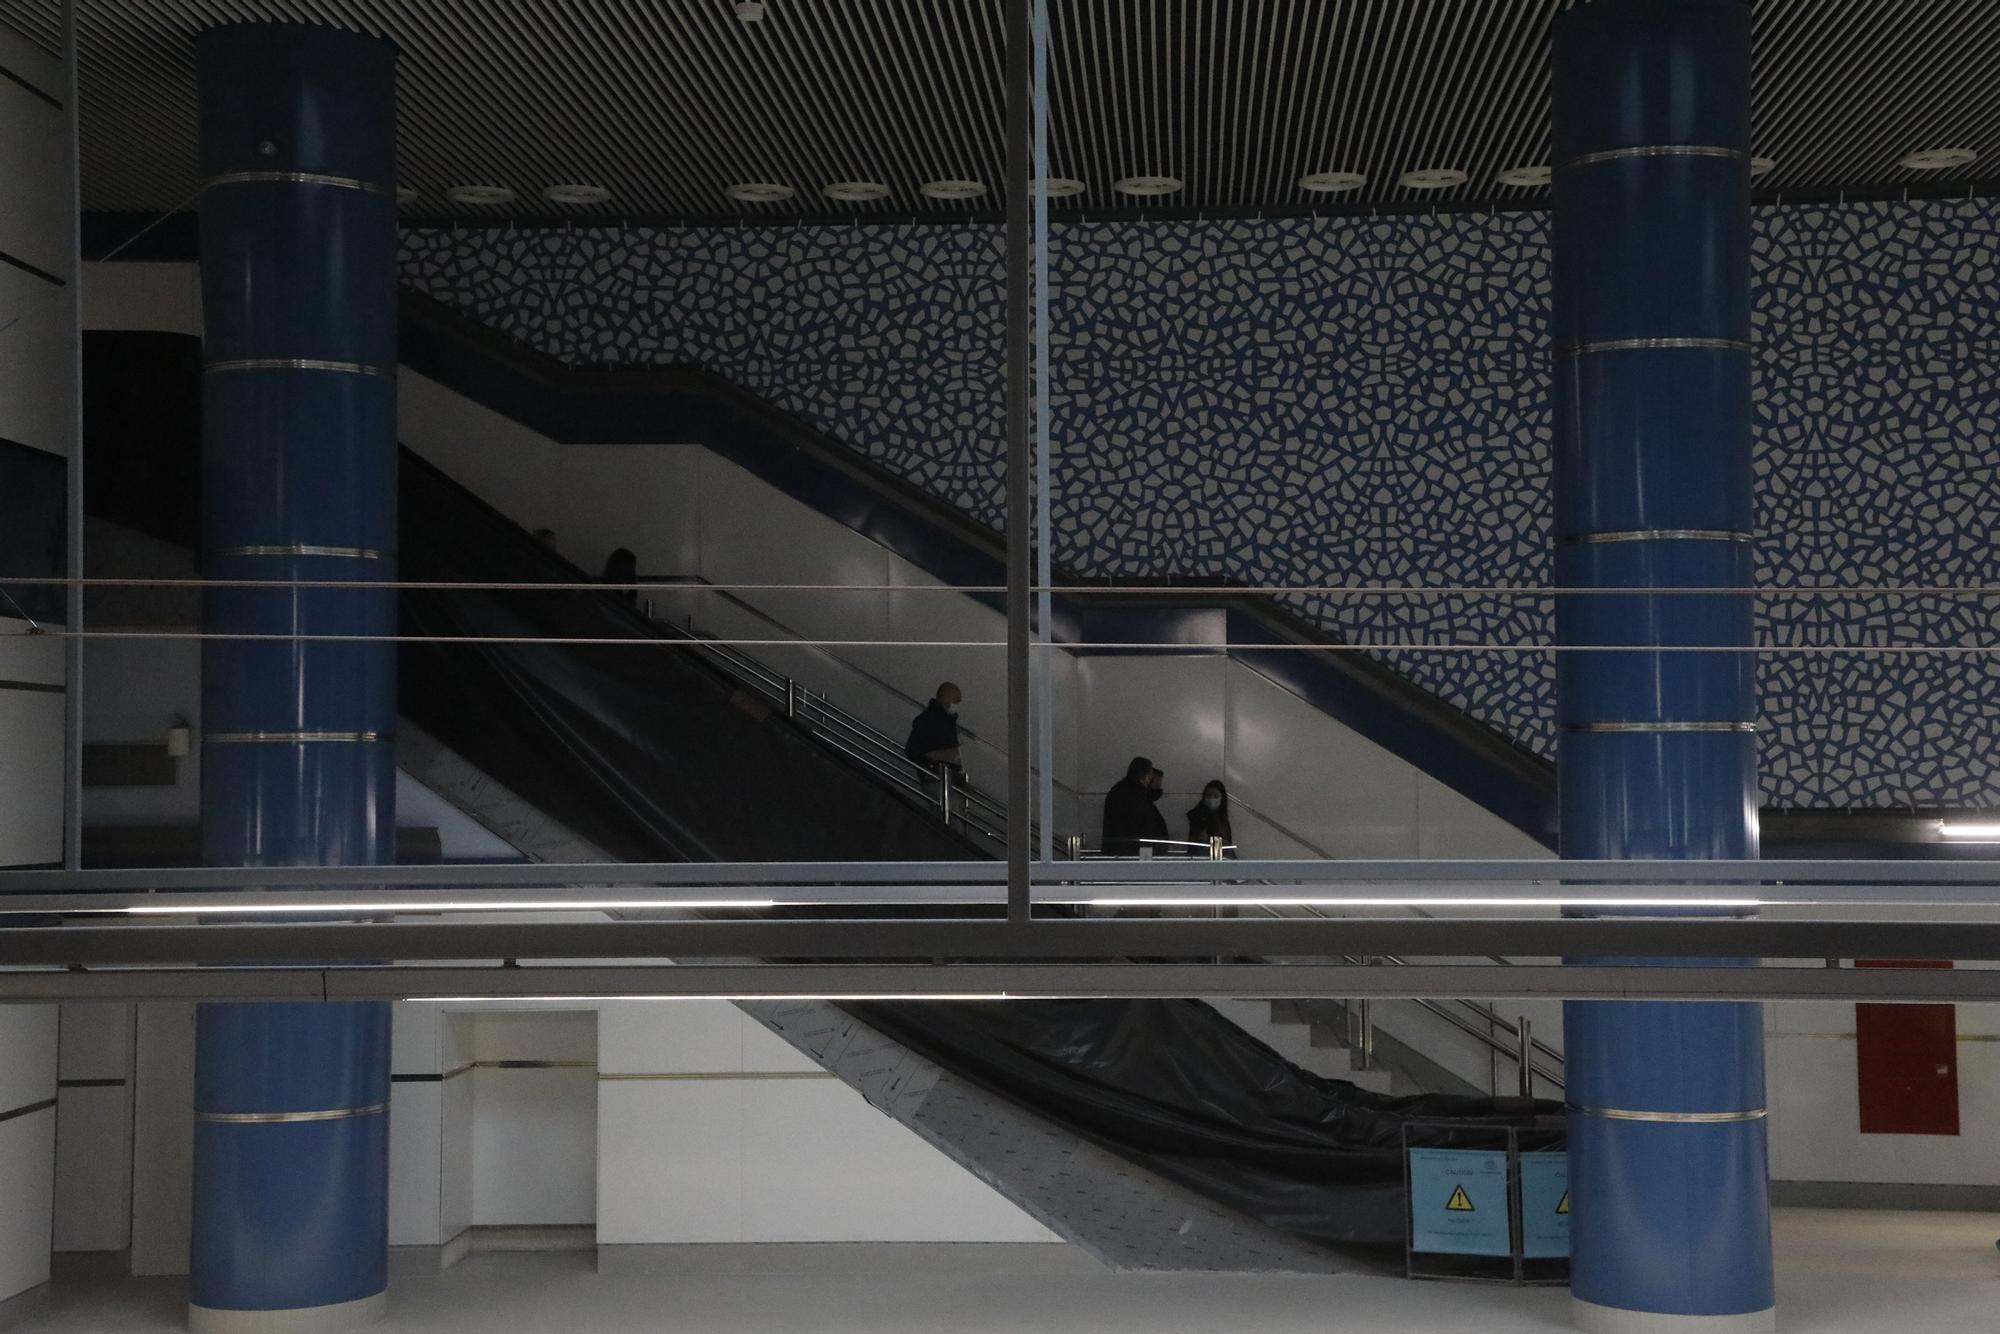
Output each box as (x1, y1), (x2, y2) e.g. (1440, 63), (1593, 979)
(1187, 779), (1235, 855)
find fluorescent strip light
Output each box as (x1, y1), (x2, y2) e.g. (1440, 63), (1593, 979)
(115, 904), (772, 912)
(416, 994), (1019, 1004)
(1939, 822), (2000, 839)
(1082, 896), (1764, 909)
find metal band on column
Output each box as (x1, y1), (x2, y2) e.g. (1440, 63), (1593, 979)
(1552, 1), (1774, 1330)
(191, 23), (398, 1332)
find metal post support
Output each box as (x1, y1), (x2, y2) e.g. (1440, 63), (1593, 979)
(1518, 1017), (1535, 1099)
(1003, 0), (1033, 924)
(1552, 2), (1773, 1328)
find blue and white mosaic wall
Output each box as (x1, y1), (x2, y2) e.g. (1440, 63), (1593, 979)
(400, 198), (2000, 809)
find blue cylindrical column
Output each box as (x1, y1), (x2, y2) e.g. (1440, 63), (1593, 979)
(192, 23), (398, 1332)
(1552, 2), (1773, 1330)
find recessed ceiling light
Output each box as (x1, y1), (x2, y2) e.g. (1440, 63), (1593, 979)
(734, 1), (767, 22)
(726, 181), (795, 203)
(1038, 177), (1087, 197)
(1899, 147), (1978, 171)
(1299, 170), (1366, 193)
(920, 179), (987, 200)
(444, 184), (515, 207)
(1750, 156), (1777, 178)
(1496, 165), (1550, 188)
(1113, 175), (1182, 196)
(823, 180), (891, 202)
(394, 185), (419, 207)
(1399, 168), (1468, 190)
(542, 183), (612, 206)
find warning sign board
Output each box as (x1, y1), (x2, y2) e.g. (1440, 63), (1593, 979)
(1520, 1152), (1571, 1259)
(1408, 1148), (1510, 1256)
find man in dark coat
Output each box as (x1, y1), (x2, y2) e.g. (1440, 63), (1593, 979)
(1101, 755), (1169, 855)
(904, 682), (965, 772)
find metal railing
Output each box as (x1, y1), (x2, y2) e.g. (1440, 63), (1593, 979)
(667, 582), (1561, 1090)
(673, 613), (1032, 852)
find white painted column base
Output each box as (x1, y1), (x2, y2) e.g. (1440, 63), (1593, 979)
(189, 1289), (387, 1333)
(1573, 1297), (1776, 1334)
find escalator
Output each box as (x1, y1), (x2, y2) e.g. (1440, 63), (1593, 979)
(83, 328), (1558, 1269)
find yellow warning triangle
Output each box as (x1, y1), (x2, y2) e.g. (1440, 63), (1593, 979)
(1556, 1191), (1570, 1215)
(1445, 1185), (1476, 1213)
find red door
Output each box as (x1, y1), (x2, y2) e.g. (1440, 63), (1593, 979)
(1855, 960), (1959, 1137)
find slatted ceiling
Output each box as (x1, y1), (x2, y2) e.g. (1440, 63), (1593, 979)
(1, 0), (1994, 220)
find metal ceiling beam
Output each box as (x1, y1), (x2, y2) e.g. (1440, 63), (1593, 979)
(7, 855), (2000, 891)
(2, 961), (1997, 1005)
(14, 914), (2000, 968)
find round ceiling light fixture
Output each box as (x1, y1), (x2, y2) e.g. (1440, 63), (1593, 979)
(1398, 168), (1468, 190)
(734, 2), (768, 22)
(1750, 155), (1778, 178)
(543, 183), (612, 205)
(920, 179), (988, 200)
(824, 180), (891, 202)
(1113, 174), (1182, 196)
(1899, 146), (1978, 171)
(444, 184), (516, 207)
(725, 181), (795, 203)
(394, 185), (420, 207)
(1496, 165), (1551, 188)
(1037, 177), (1088, 197)
(1298, 170), (1365, 193)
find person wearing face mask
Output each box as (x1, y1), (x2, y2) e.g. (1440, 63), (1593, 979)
(904, 682), (966, 773)
(1187, 780), (1235, 856)
(1102, 755), (1170, 855)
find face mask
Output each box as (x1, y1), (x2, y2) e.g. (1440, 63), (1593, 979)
(1203, 794), (1222, 810)
(945, 706), (959, 718)
(1147, 786), (1163, 802)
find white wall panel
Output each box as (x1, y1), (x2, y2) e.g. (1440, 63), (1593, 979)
(1414, 772), (1553, 859)
(737, 1079), (1057, 1243)
(389, 1082), (444, 1246)
(0, 1006), (56, 1111)
(0, 1108), (55, 1303)
(56, 1002), (131, 1082)
(392, 1003), (441, 1076)
(53, 1003), (133, 1254)
(470, 1068), (597, 1227)
(128, 1002), (194, 1276)
(596, 1081), (741, 1244)
(439, 1070), (474, 1242)
(1224, 663), (1419, 857)
(697, 451), (892, 653)
(0, 76), (68, 280)
(81, 261), (201, 334)
(1768, 1033), (2000, 1186)
(0, 263), (71, 454)
(0, 626), (61, 686)
(52, 1085), (129, 1253)
(597, 1000), (739, 1076)
(0, 689), (63, 867)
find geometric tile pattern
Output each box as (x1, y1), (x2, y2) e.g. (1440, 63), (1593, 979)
(399, 197), (2000, 808)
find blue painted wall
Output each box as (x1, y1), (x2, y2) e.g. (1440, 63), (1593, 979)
(398, 198), (2000, 809)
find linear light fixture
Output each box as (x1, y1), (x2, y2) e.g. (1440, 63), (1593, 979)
(416, 994), (1020, 1004)
(117, 898), (779, 915)
(1938, 821), (2000, 839)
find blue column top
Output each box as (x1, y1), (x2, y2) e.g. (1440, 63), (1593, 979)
(1554, 0), (1750, 159)
(196, 24), (398, 185)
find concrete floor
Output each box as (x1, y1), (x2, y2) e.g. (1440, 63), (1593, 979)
(10, 1210), (1997, 1333)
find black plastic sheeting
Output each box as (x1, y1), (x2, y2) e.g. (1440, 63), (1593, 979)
(82, 329), (1561, 1255)
(853, 999), (1555, 1247)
